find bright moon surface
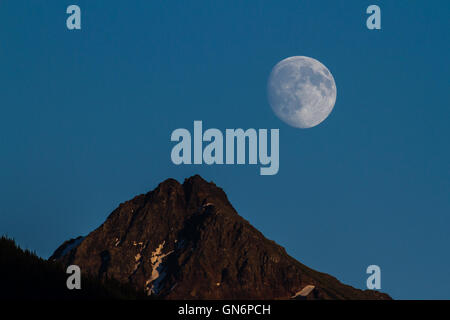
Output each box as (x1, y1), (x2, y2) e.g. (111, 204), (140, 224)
(268, 56), (337, 129)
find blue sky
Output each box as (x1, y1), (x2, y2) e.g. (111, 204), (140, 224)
(0, 1), (449, 299)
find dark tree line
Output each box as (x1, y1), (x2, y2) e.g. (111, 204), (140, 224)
(0, 236), (149, 300)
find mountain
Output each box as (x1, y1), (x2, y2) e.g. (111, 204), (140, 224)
(0, 236), (146, 300)
(51, 175), (391, 300)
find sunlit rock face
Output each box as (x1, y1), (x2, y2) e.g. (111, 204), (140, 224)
(51, 175), (390, 300)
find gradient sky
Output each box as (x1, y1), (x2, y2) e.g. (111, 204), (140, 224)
(0, 1), (449, 299)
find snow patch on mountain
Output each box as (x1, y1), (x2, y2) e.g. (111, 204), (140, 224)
(145, 241), (173, 295)
(60, 237), (85, 257)
(292, 285), (315, 298)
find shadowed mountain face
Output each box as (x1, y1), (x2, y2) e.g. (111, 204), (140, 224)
(51, 175), (391, 300)
(0, 237), (146, 300)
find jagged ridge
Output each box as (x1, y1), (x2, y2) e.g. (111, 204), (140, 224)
(51, 175), (391, 300)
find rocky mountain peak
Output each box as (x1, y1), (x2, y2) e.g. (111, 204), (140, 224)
(51, 175), (391, 300)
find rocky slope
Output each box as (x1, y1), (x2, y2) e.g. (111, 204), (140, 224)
(51, 175), (391, 300)
(0, 236), (145, 300)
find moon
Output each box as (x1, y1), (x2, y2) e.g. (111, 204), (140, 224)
(267, 56), (337, 129)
